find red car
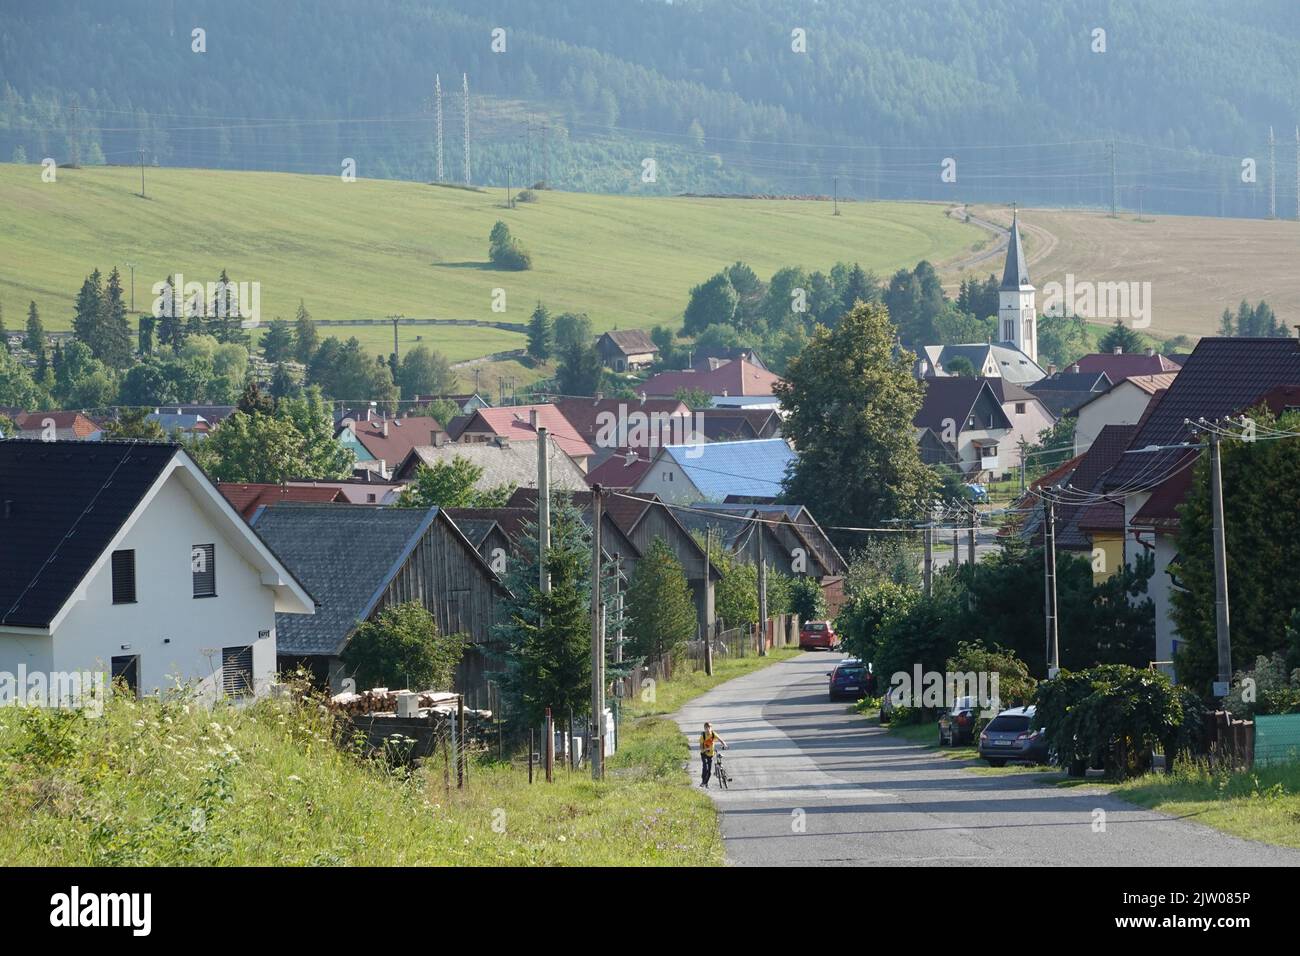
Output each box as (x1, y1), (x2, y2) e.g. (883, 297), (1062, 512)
(799, 620), (838, 650)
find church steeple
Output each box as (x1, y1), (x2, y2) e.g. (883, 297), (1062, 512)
(997, 205), (1037, 363)
(1001, 206), (1030, 290)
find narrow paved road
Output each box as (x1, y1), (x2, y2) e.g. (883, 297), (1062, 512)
(675, 652), (1300, 866)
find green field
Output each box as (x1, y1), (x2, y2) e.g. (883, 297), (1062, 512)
(0, 164), (980, 363)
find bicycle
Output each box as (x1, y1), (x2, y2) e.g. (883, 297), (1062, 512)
(712, 749), (731, 789)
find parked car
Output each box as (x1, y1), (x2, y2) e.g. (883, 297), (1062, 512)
(799, 620), (838, 650)
(977, 705), (1049, 766)
(937, 696), (981, 746)
(964, 482), (990, 504)
(829, 658), (870, 701)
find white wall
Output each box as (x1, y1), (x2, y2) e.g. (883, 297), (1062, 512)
(634, 456), (704, 503)
(1151, 531), (1182, 671)
(1075, 383), (1153, 456)
(1000, 399), (1055, 473)
(0, 471), (280, 703)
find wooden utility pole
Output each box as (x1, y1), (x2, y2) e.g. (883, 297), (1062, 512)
(590, 484), (605, 780)
(967, 511), (977, 568)
(457, 693), (466, 787)
(1043, 499), (1060, 675)
(703, 528), (714, 676)
(138, 147), (147, 198)
(1210, 431), (1233, 695)
(923, 523), (933, 596)
(756, 517), (768, 656)
(537, 426), (551, 593)
(544, 707), (553, 782)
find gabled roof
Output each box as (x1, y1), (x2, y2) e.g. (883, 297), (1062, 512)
(913, 378), (1011, 433)
(597, 329), (658, 355)
(343, 416), (444, 466)
(0, 440), (313, 630)
(15, 410), (103, 438)
(219, 482), (347, 519)
(393, 440), (588, 490)
(1001, 208), (1032, 291)
(444, 506), (534, 544)
(658, 438), (796, 501)
(640, 358), (782, 398)
(457, 404), (595, 460)
(1053, 424), (1139, 548)
(920, 343), (1047, 385)
(1026, 371), (1112, 417)
(1070, 351), (1182, 382)
(552, 397), (690, 451)
(250, 503), (495, 657)
(1106, 338), (1300, 490)
(584, 450), (654, 489)
(1125, 372), (1179, 395)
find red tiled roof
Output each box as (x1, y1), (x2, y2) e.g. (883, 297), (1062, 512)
(584, 450), (654, 489)
(552, 397), (690, 451)
(348, 416), (444, 466)
(640, 358), (781, 398)
(219, 482), (347, 520)
(16, 411), (102, 437)
(457, 404), (595, 460)
(1126, 372), (1179, 395)
(1070, 352), (1182, 381)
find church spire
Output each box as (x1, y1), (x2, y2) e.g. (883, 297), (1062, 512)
(1000, 205), (1029, 290)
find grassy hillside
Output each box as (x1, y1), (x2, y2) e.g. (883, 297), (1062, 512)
(0, 164), (979, 363)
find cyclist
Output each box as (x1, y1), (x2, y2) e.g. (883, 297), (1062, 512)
(699, 722), (728, 787)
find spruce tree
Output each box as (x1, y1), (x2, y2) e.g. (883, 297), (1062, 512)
(294, 299), (319, 364)
(72, 269), (104, 352)
(625, 536), (697, 666)
(24, 301), (45, 356)
(527, 301), (553, 362)
(98, 267), (134, 368)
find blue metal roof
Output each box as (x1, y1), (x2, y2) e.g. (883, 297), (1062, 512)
(663, 439), (795, 501)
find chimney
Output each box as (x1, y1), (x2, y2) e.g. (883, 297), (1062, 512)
(430, 429), (440, 445)
(434, 431), (449, 447)
(1113, 347), (1123, 355)
(1146, 347), (1155, 356)
(528, 408), (539, 429)
(1047, 363), (1057, 376)
(381, 420), (389, 437)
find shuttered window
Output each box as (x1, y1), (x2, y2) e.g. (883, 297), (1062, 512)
(192, 544), (216, 597)
(221, 645), (254, 698)
(111, 655), (140, 697)
(111, 550), (136, 604)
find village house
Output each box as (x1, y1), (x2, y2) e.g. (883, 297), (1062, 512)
(0, 440), (315, 702)
(913, 377), (1013, 480)
(218, 482), (348, 520)
(628, 438), (796, 503)
(392, 436), (588, 491)
(336, 414), (444, 479)
(1073, 372), (1178, 456)
(13, 410), (103, 441)
(639, 357), (782, 401)
(594, 329), (660, 371)
(453, 404), (596, 471)
(250, 502), (507, 696)
(1026, 369), (1113, 418)
(552, 396), (693, 469)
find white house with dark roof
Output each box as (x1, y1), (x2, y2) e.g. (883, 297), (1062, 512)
(0, 440), (314, 704)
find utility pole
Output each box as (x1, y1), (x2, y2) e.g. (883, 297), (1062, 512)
(506, 169), (512, 209)
(923, 523), (934, 596)
(1268, 126), (1277, 220)
(434, 73), (445, 182)
(537, 426), (551, 593)
(703, 528), (714, 676)
(952, 526), (959, 567)
(756, 517), (768, 656)
(1210, 431), (1233, 695)
(590, 484), (605, 780)
(967, 510), (977, 568)
(124, 261), (136, 313)
(1043, 498), (1060, 676)
(462, 73), (471, 186)
(138, 147), (148, 199)
(1294, 126), (1299, 221)
(833, 176), (840, 216)
(1019, 443), (1027, 494)
(1108, 139), (1116, 217)
(391, 316), (400, 367)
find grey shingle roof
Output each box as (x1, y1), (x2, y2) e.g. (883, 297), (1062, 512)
(251, 503), (437, 656)
(1000, 208), (1030, 290)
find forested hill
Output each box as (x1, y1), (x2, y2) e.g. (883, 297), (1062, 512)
(2, 0), (1297, 216)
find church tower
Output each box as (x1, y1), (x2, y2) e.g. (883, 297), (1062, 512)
(997, 208), (1037, 364)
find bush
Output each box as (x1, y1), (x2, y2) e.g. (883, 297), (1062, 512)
(515, 189), (537, 203)
(1035, 665), (1192, 779)
(1223, 653), (1300, 719)
(789, 575), (826, 622)
(341, 602), (466, 690)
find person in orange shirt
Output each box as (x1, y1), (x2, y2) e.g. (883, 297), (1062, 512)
(699, 721), (728, 787)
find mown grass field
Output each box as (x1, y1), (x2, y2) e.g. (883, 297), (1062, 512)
(0, 163), (979, 363)
(0, 649), (797, 866)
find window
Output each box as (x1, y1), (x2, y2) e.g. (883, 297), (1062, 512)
(111, 655), (140, 697)
(221, 645), (254, 698)
(1015, 402), (1026, 415)
(1003, 319), (1014, 340)
(366, 493), (376, 503)
(191, 543), (216, 598)
(966, 416), (976, 429)
(111, 550), (136, 604)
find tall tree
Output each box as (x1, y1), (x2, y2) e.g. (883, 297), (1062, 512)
(397, 345), (455, 398)
(683, 272), (737, 336)
(96, 267), (134, 368)
(71, 268), (104, 355)
(1097, 317), (1144, 354)
(23, 301), (45, 357)
(777, 301), (934, 531)
(260, 318), (295, 363)
(527, 301), (553, 362)
(625, 536), (697, 665)
(556, 340), (603, 396)
(293, 299), (319, 364)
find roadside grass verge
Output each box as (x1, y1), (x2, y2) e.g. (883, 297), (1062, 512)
(0, 650), (799, 865)
(1113, 760), (1300, 850)
(881, 713), (1065, 776)
(626, 647), (804, 719)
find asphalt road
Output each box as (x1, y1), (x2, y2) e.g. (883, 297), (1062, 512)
(674, 652), (1300, 866)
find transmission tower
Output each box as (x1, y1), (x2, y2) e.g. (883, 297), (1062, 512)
(1268, 126), (1276, 219)
(462, 73), (471, 186)
(434, 74), (444, 182)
